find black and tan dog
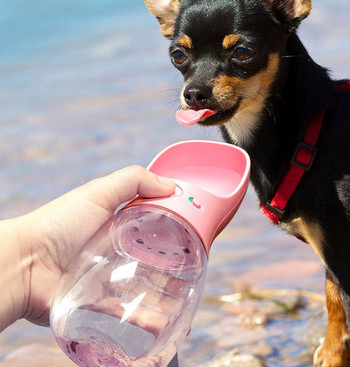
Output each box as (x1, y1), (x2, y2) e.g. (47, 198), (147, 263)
(143, 0), (350, 365)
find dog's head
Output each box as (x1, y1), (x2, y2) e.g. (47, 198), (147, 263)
(144, 0), (311, 145)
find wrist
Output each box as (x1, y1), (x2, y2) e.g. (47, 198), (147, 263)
(0, 217), (28, 331)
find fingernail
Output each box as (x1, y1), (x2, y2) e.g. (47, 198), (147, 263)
(158, 176), (175, 187)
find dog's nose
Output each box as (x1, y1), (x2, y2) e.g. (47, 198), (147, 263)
(184, 85), (212, 109)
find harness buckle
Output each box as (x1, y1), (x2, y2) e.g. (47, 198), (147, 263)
(291, 142), (318, 171)
(265, 202), (285, 220)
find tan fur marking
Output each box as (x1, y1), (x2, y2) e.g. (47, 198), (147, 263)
(218, 53), (280, 145)
(313, 276), (350, 366)
(180, 78), (192, 107)
(211, 75), (243, 109)
(178, 34), (193, 49)
(266, 0), (311, 20)
(282, 217), (325, 265)
(292, 0), (311, 19)
(222, 34), (240, 49)
(144, 0), (181, 39)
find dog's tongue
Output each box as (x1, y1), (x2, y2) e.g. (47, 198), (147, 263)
(176, 109), (217, 126)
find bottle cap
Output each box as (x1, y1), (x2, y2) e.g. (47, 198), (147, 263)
(124, 140), (250, 255)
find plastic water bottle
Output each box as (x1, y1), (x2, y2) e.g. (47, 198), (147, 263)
(50, 140), (250, 367)
(50, 205), (207, 367)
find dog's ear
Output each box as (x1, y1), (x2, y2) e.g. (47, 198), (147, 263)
(144, 0), (181, 39)
(266, 0), (312, 31)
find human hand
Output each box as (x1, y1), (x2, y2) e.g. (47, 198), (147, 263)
(0, 166), (175, 331)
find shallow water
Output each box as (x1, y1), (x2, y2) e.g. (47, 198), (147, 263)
(1, 1), (350, 366)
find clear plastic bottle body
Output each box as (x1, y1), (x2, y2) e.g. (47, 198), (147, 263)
(50, 206), (207, 367)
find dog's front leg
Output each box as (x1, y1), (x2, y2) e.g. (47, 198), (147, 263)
(313, 272), (350, 367)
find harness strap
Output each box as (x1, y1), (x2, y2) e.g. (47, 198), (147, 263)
(337, 81), (350, 91)
(261, 109), (324, 224)
(262, 81), (350, 225)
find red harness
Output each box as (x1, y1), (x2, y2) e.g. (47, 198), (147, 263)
(262, 81), (350, 227)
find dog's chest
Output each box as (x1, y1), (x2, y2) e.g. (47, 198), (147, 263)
(223, 108), (262, 147)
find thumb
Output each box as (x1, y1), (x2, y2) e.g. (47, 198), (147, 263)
(81, 165), (176, 213)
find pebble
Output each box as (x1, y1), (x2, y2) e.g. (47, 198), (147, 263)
(219, 288), (305, 333)
(235, 311), (268, 328)
(300, 307), (327, 347)
(205, 349), (268, 367)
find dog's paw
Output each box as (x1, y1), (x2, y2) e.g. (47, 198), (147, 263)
(313, 344), (328, 367)
(313, 338), (350, 367)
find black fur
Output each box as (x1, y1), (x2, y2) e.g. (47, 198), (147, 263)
(169, 0), (350, 331)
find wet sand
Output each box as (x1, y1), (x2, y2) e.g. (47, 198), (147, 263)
(1, 1), (350, 366)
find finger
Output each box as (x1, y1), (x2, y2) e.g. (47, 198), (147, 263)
(117, 165), (176, 200)
(81, 165), (176, 213)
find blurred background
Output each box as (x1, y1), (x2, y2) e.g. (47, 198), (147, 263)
(1, 1), (349, 366)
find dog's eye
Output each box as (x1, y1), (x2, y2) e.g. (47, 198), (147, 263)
(170, 50), (188, 66)
(231, 47), (255, 62)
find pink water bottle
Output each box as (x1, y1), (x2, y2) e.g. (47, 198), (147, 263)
(50, 140), (250, 367)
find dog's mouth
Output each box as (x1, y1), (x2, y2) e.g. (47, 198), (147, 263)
(175, 99), (241, 127)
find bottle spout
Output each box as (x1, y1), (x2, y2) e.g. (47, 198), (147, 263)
(125, 140), (250, 254)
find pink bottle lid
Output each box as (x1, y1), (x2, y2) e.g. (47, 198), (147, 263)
(124, 140), (250, 255)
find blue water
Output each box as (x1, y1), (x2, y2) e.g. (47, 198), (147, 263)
(0, 0), (201, 216)
(0, 1), (350, 366)
(1, 1), (144, 59)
